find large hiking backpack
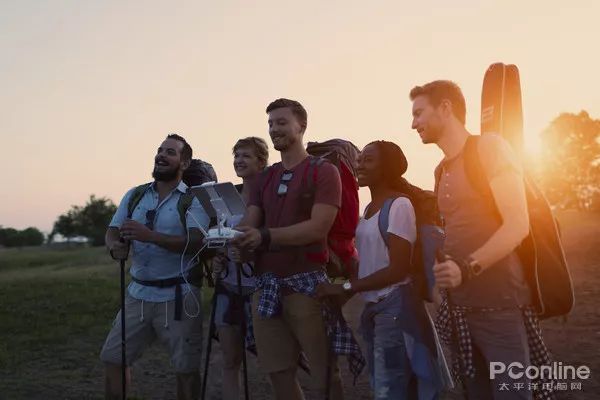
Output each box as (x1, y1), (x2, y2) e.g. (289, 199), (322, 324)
(435, 135), (574, 319)
(182, 159), (218, 187)
(374, 188), (445, 302)
(126, 158), (219, 286)
(306, 139), (361, 278)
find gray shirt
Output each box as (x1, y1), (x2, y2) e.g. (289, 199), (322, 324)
(437, 135), (530, 308)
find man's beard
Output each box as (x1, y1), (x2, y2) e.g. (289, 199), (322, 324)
(272, 134), (296, 151)
(152, 165), (180, 182)
(422, 123), (443, 144)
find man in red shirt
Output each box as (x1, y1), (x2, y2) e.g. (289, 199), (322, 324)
(233, 98), (363, 400)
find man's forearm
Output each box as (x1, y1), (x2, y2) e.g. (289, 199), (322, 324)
(351, 264), (408, 294)
(269, 219), (327, 247)
(470, 222), (529, 270)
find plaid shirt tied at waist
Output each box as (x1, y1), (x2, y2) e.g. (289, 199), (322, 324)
(436, 294), (554, 400)
(255, 270), (366, 382)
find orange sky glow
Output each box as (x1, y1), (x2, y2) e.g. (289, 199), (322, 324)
(1, 0), (599, 232)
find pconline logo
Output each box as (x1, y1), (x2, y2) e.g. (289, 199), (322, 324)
(490, 362), (592, 380)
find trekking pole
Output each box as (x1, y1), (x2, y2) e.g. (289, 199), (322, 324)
(201, 274), (220, 400)
(437, 250), (468, 399)
(236, 262), (250, 400)
(118, 238), (128, 400)
(119, 258), (127, 400)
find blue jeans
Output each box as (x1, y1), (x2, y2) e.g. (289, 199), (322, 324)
(360, 285), (440, 400)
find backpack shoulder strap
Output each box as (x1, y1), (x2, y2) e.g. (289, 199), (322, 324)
(377, 197), (401, 248)
(305, 156), (325, 191)
(127, 183), (152, 219)
(177, 189), (194, 229)
(256, 163), (279, 206)
(463, 135), (493, 198)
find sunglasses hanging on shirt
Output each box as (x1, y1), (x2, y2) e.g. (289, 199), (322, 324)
(145, 209), (157, 230)
(277, 171), (294, 196)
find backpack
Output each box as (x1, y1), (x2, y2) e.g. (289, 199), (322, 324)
(126, 158), (220, 286)
(182, 159), (218, 187)
(435, 135), (574, 319)
(375, 189), (445, 303)
(306, 139), (361, 278)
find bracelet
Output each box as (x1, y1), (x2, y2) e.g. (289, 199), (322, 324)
(258, 227), (271, 250)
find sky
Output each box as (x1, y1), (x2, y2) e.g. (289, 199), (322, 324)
(1, 0), (599, 233)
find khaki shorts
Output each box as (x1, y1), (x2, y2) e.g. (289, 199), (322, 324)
(99, 291), (203, 373)
(251, 290), (339, 388)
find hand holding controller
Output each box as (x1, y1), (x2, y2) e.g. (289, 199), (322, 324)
(204, 227), (243, 248)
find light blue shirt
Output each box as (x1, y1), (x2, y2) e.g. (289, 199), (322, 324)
(110, 181), (210, 302)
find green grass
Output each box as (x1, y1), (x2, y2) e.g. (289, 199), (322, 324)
(0, 246), (213, 399)
(0, 245), (112, 271)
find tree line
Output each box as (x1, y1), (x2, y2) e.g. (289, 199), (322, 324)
(0, 227), (45, 247)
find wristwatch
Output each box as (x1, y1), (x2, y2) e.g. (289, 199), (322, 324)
(342, 281), (353, 292)
(467, 256), (484, 276)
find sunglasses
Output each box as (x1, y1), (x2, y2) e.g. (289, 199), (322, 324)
(277, 171), (294, 196)
(145, 209), (157, 230)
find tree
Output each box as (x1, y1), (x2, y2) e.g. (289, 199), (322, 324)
(51, 195), (117, 246)
(538, 111), (600, 210)
(0, 226), (44, 247)
(76, 195), (117, 246)
(0, 227), (19, 247)
(18, 227), (45, 246)
(50, 211), (78, 243)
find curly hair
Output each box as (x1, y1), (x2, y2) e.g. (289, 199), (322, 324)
(232, 136), (269, 167)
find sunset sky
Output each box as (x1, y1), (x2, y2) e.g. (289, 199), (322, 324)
(2, 0), (599, 233)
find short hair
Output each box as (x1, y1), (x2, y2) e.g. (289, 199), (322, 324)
(265, 98), (308, 129)
(232, 136), (269, 165)
(166, 133), (193, 162)
(409, 80), (466, 125)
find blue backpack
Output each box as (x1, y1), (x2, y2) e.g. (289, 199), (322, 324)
(376, 190), (444, 302)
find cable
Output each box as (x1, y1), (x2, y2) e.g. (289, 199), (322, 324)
(179, 208), (210, 318)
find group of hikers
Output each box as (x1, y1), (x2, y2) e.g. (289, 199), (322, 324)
(101, 80), (553, 400)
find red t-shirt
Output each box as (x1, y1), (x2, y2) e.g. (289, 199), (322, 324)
(249, 156), (342, 277)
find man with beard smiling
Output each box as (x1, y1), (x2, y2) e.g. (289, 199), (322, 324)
(232, 99), (364, 400)
(100, 134), (209, 400)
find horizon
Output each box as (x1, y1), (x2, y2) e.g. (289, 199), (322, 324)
(2, 1), (599, 233)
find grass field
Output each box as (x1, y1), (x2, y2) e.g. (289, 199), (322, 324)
(0, 247), (213, 400)
(1, 211), (599, 399)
